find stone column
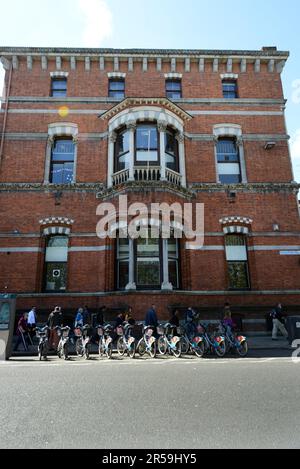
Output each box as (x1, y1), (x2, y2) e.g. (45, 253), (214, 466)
(176, 132), (186, 187)
(108, 131), (117, 188)
(44, 136), (54, 184)
(125, 238), (136, 290)
(237, 137), (247, 183)
(158, 122), (167, 181)
(161, 239), (173, 291)
(127, 121), (136, 181)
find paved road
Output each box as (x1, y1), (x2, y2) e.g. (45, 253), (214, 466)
(1, 354), (300, 449)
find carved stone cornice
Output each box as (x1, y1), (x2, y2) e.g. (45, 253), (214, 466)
(189, 182), (300, 194)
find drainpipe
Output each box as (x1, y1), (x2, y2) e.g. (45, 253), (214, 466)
(0, 58), (13, 168)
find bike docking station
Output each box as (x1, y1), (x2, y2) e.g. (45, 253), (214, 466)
(0, 294), (16, 361)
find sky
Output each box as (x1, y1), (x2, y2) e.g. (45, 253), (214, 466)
(0, 0), (299, 180)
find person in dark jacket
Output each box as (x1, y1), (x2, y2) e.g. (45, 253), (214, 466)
(185, 307), (198, 340)
(169, 309), (180, 336)
(270, 303), (288, 340)
(13, 312), (29, 351)
(144, 304), (158, 336)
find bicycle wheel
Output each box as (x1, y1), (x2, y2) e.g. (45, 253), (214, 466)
(38, 345), (42, 361)
(75, 340), (83, 357)
(171, 340), (182, 358)
(157, 336), (167, 355)
(215, 340), (226, 358)
(236, 340), (248, 357)
(180, 336), (190, 355)
(128, 342), (136, 359)
(106, 342), (113, 359)
(137, 338), (146, 356)
(117, 337), (126, 357)
(84, 345), (90, 360)
(193, 341), (205, 358)
(98, 339), (104, 357)
(149, 341), (156, 358)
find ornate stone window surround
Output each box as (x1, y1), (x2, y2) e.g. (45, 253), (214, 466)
(44, 123), (79, 184)
(107, 106), (186, 188)
(213, 124), (247, 184)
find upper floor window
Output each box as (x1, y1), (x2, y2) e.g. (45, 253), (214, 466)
(166, 79), (182, 99)
(115, 128), (130, 172)
(109, 79), (125, 98)
(217, 138), (241, 184)
(222, 80), (238, 99)
(51, 78), (67, 97)
(225, 234), (250, 290)
(165, 129), (179, 172)
(135, 125), (159, 164)
(50, 138), (75, 184)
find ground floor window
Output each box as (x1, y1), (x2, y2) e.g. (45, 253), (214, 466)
(225, 234), (250, 289)
(44, 236), (69, 292)
(116, 231), (180, 290)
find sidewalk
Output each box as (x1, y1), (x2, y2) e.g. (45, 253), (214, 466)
(247, 335), (291, 350)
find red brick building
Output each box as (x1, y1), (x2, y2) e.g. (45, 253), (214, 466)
(0, 46), (299, 325)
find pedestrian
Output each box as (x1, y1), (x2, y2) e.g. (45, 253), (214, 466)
(13, 312), (29, 352)
(145, 304), (158, 337)
(222, 304), (236, 339)
(47, 306), (64, 351)
(83, 305), (91, 326)
(169, 309), (180, 336)
(185, 307), (198, 340)
(27, 306), (37, 342)
(125, 307), (135, 326)
(270, 303), (288, 341)
(74, 308), (84, 328)
(96, 306), (107, 326)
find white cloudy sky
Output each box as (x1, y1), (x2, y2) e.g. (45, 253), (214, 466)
(0, 0), (299, 181)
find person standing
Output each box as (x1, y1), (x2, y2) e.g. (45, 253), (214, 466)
(13, 312), (29, 352)
(82, 305), (90, 326)
(74, 308), (84, 328)
(27, 307), (37, 342)
(125, 307), (135, 326)
(47, 306), (64, 351)
(270, 303), (288, 341)
(145, 304), (158, 337)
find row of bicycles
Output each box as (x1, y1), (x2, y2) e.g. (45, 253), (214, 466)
(35, 321), (248, 361)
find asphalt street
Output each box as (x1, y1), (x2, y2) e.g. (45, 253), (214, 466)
(0, 354), (300, 449)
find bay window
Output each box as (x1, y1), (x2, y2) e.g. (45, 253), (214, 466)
(115, 128), (130, 172)
(165, 129), (179, 172)
(116, 230), (180, 291)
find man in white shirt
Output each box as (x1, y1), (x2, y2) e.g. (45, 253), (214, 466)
(27, 307), (37, 343)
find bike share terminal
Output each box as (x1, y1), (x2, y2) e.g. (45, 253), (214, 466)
(0, 294), (16, 360)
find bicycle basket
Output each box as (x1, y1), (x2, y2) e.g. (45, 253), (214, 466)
(74, 328), (82, 337)
(116, 326), (124, 336)
(157, 326), (165, 335)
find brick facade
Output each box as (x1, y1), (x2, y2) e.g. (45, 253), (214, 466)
(0, 46), (300, 326)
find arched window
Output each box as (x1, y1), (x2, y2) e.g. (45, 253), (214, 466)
(50, 137), (75, 184)
(44, 235), (69, 292)
(225, 234), (250, 290)
(217, 138), (241, 184)
(114, 128), (130, 172)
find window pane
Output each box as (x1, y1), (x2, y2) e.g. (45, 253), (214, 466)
(137, 259), (160, 286)
(45, 262), (67, 292)
(137, 236), (160, 257)
(165, 131), (176, 155)
(118, 261), (129, 289)
(47, 236), (69, 248)
(118, 238), (129, 259)
(228, 262), (249, 289)
(52, 79), (67, 90)
(166, 91), (182, 99)
(109, 80), (125, 91)
(109, 91), (125, 98)
(51, 163), (74, 184)
(52, 140), (75, 162)
(136, 127), (158, 150)
(116, 131), (130, 156)
(169, 260), (179, 288)
(217, 139), (239, 162)
(219, 174), (241, 184)
(52, 90), (67, 97)
(166, 80), (181, 91)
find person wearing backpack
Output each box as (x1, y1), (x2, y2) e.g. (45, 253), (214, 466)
(270, 303), (288, 341)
